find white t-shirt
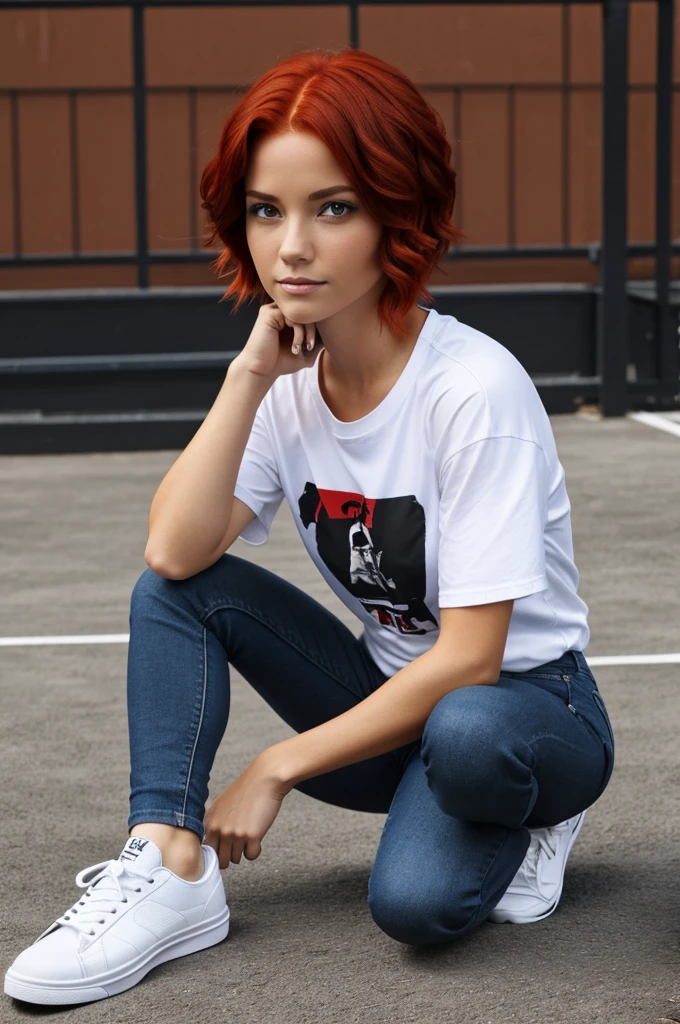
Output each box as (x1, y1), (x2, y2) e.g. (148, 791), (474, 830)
(233, 304), (590, 676)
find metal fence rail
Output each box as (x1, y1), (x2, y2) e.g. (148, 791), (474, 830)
(0, 0), (677, 419)
(1, 75), (677, 272)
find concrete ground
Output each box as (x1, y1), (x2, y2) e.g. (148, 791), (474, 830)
(1, 411), (679, 1024)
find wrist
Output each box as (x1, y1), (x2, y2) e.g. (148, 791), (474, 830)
(228, 354), (277, 392)
(256, 743), (299, 793)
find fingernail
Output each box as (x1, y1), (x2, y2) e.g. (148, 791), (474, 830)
(292, 345), (300, 354)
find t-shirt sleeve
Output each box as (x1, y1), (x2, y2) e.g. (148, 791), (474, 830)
(437, 436), (549, 606)
(232, 402), (284, 546)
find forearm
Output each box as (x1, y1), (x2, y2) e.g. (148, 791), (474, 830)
(145, 357), (273, 576)
(265, 644), (496, 789)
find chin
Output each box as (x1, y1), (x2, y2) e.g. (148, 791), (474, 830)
(278, 295), (328, 319)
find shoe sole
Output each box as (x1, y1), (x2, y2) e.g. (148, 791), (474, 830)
(4, 906), (229, 1006)
(488, 810), (587, 924)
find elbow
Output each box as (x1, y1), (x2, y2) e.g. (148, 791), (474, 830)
(144, 547), (188, 581)
(474, 660), (502, 685)
(144, 545), (222, 581)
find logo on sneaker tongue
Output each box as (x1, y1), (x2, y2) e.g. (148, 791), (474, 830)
(120, 837), (150, 863)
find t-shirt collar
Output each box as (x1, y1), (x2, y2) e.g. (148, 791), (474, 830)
(307, 305), (437, 440)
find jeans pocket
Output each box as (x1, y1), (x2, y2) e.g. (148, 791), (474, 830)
(575, 686), (615, 800)
(591, 688), (616, 751)
(516, 672), (571, 706)
(519, 671), (567, 683)
(593, 732), (614, 801)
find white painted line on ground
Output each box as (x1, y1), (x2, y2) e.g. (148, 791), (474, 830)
(0, 634), (679, 668)
(628, 411), (680, 439)
(0, 634), (130, 646)
(588, 653), (680, 666)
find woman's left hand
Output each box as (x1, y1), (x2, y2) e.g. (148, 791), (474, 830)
(203, 751), (293, 869)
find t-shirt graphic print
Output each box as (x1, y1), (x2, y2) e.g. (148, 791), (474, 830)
(297, 483), (439, 636)
(233, 304), (591, 676)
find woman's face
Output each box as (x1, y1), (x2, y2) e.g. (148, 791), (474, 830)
(244, 131), (385, 323)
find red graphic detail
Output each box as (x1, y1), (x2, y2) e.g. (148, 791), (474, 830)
(315, 489), (376, 528)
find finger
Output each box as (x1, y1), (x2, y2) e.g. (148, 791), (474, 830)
(284, 317), (305, 355)
(244, 838), (262, 861)
(265, 304), (286, 332)
(283, 316), (297, 353)
(305, 322), (316, 352)
(231, 838), (246, 866)
(223, 835), (236, 868)
(218, 836), (231, 870)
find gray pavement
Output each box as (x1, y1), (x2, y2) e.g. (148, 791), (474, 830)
(1, 411), (679, 1024)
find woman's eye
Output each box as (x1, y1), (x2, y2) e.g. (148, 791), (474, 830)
(249, 204), (278, 219)
(322, 201), (355, 218)
(248, 201), (355, 219)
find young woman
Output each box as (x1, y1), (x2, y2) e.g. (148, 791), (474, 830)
(5, 48), (614, 1006)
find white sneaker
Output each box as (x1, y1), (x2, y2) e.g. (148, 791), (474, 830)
(488, 811), (586, 924)
(4, 836), (229, 1006)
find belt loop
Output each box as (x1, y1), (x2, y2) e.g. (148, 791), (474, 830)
(569, 650), (581, 673)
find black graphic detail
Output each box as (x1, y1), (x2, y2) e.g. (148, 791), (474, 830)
(298, 484), (438, 636)
(120, 837), (149, 862)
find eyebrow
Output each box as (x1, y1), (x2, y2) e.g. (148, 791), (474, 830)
(245, 186), (357, 202)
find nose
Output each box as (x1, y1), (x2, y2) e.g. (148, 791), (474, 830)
(278, 215), (315, 264)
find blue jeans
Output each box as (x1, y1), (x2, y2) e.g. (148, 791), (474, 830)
(127, 553), (615, 945)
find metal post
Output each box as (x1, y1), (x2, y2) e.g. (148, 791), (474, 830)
(9, 91), (21, 258)
(561, 3), (570, 249)
(69, 90), (80, 254)
(508, 86), (516, 246)
(654, 0), (676, 403)
(599, 0), (629, 416)
(349, 0), (359, 49)
(132, 2), (149, 289)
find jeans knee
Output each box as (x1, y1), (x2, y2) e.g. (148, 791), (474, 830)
(421, 689), (516, 819)
(367, 886), (433, 945)
(130, 553), (248, 613)
(130, 565), (168, 608)
(368, 892), (475, 946)
(367, 883), (476, 946)
(423, 688), (505, 773)
(129, 563), (199, 625)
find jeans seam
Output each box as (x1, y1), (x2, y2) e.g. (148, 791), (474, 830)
(179, 625), (209, 828)
(590, 689), (615, 749)
(201, 599), (366, 703)
(518, 673), (566, 683)
(568, 700), (610, 750)
(471, 827), (521, 931)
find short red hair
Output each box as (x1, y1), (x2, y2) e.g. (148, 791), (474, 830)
(200, 48), (464, 338)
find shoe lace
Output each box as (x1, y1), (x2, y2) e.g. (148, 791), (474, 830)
(521, 820), (570, 881)
(55, 859), (156, 938)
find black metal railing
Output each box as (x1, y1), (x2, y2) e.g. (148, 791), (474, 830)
(2, 74), (676, 270)
(0, 0), (677, 418)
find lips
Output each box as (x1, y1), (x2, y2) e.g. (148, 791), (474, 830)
(279, 281), (325, 295)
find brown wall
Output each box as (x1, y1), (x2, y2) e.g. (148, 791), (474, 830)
(1, 2), (679, 291)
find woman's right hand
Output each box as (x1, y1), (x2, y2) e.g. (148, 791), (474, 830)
(231, 301), (322, 382)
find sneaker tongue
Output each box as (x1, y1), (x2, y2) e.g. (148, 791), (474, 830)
(117, 837), (163, 876)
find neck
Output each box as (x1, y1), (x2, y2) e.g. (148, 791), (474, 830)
(317, 302), (428, 394)
(315, 303), (429, 423)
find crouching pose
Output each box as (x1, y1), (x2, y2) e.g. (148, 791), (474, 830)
(5, 46), (614, 1006)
